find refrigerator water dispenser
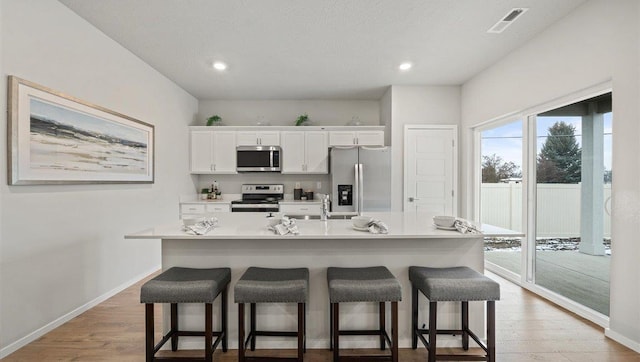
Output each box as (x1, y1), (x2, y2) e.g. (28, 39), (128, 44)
(337, 185), (353, 206)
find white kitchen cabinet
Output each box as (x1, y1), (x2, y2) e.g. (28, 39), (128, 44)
(236, 131), (280, 146)
(180, 202), (231, 219)
(190, 130), (237, 174)
(279, 202), (322, 216)
(329, 130), (384, 146)
(281, 131), (328, 174)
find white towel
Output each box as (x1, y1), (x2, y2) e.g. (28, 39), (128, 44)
(268, 216), (300, 235)
(367, 219), (389, 234)
(184, 217), (218, 235)
(454, 219), (480, 234)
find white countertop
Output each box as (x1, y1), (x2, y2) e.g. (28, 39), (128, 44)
(125, 212), (522, 240)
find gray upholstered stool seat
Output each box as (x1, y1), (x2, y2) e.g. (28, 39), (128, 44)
(327, 266), (400, 362)
(141, 267), (231, 303)
(409, 266), (500, 362)
(327, 266), (402, 303)
(409, 266), (500, 302)
(140, 267), (230, 362)
(235, 267), (309, 362)
(234, 267), (309, 303)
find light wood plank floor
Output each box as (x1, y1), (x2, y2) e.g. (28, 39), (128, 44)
(3, 272), (639, 361)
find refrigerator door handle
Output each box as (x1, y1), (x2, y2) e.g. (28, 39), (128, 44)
(354, 164), (359, 215)
(358, 163), (364, 215)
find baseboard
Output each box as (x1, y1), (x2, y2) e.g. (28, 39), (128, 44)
(605, 328), (640, 353)
(0, 265), (160, 359)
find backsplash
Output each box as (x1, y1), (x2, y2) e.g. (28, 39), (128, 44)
(198, 173), (330, 200)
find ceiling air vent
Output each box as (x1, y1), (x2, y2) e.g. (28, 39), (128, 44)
(488, 8), (528, 34)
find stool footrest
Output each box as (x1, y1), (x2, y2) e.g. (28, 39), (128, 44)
(253, 331), (299, 337)
(337, 356), (394, 361)
(415, 328), (487, 353)
(243, 358), (301, 362)
(432, 355), (488, 361)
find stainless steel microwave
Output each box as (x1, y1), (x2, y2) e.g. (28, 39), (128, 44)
(236, 146), (281, 172)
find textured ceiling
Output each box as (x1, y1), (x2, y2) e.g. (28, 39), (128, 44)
(59, 0), (587, 100)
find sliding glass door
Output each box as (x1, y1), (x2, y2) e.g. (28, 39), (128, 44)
(479, 91), (612, 319)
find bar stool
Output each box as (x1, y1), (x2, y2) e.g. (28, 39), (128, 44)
(327, 266), (401, 362)
(140, 267), (230, 362)
(234, 267), (309, 362)
(409, 266), (500, 362)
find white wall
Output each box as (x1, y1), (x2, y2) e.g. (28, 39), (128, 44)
(461, 0), (640, 350)
(389, 86), (461, 211)
(0, 1), (198, 356)
(198, 100), (380, 126)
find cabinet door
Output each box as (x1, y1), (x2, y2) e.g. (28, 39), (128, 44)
(356, 131), (384, 146)
(211, 131), (237, 173)
(205, 204), (231, 213)
(236, 131), (280, 146)
(280, 131), (306, 173)
(190, 130), (214, 173)
(236, 131), (259, 146)
(258, 131), (280, 146)
(329, 131), (356, 146)
(305, 131), (329, 173)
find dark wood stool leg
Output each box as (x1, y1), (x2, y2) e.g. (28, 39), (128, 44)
(250, 303), (257, 351)
(391, 301), (398, 362)
(379, 301), (386, 350)
(145, 303), (154, 362)
(428, 301), (437, 362)
(411, 286), (418, 349)
(171, 303), (178, 351)
(303, 303), (307, 353)
(238, 303), (245, 362)
(329, 302), (333, 351)
(205, 303), (213, 362)
(487, 301), (496, 362)
(332, 303), (339, 362)
(222, 287), (228, 352)
(297, 303), (304, 362)
(462, 301), (469, 350)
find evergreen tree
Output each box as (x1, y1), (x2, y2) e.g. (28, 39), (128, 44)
(482, 154), (521, 183)
(536, 121), (581, 183)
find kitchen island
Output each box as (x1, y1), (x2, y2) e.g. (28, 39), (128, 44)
(126, 212), (520, 350)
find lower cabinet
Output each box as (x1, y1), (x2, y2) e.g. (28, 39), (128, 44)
(180, 202), (230, 219)
(279, 202), (322, 216)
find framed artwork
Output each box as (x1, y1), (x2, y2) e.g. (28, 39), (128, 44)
(7, 76), (154, 185)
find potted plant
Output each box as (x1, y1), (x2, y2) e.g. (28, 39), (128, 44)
(295, 113), (310, 126)
(206, 115), (223, 126)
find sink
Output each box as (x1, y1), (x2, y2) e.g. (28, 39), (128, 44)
(285, 214), (354, 220)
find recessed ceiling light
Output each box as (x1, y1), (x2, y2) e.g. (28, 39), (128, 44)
(212, 61), (227, 71)
(399, 62), (412, 71)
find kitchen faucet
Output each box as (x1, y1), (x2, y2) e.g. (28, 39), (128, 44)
(320, 194), (330, 221)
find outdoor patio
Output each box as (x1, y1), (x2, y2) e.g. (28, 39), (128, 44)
(486, 246), (611, 316)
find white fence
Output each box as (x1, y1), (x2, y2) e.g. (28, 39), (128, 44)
(481, 183), (611, 238)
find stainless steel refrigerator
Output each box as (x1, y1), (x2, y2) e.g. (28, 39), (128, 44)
(329, 146), (391, 214)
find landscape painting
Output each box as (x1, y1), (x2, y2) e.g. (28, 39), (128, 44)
(8, 76), (154, 185)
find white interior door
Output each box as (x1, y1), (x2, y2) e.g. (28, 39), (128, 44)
(404, 125), (457, 215)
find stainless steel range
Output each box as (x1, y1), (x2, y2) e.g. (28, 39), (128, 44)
(230, 184), (283, 212)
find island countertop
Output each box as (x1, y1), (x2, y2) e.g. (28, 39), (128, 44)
(125, 212), (521, 240)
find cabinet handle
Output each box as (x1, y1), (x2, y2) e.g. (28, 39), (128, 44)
(213, 164), (216, 171)
(300, 208), (309, 211)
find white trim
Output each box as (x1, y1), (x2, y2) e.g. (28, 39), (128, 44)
(605, 328), (640, 353)
(0, 266), (160, 359)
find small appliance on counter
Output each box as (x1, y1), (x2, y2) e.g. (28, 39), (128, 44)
(230, 184), (283, 212)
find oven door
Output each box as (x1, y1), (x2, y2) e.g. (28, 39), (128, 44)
(231, 203), (280, 212)
(236, 146), (281, 172)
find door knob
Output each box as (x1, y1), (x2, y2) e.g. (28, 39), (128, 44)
(408, 197), (420, 202)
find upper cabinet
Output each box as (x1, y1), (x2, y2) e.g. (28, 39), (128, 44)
(190, 130), (237, 174)
(236, 131), (280, 146)
(281, 131), (328, 174)
(328, 130), (384, 146)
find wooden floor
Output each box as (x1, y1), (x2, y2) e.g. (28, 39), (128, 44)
(3, 272), (639, 362)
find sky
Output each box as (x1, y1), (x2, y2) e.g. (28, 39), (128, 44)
(481, 113), (613, 171)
